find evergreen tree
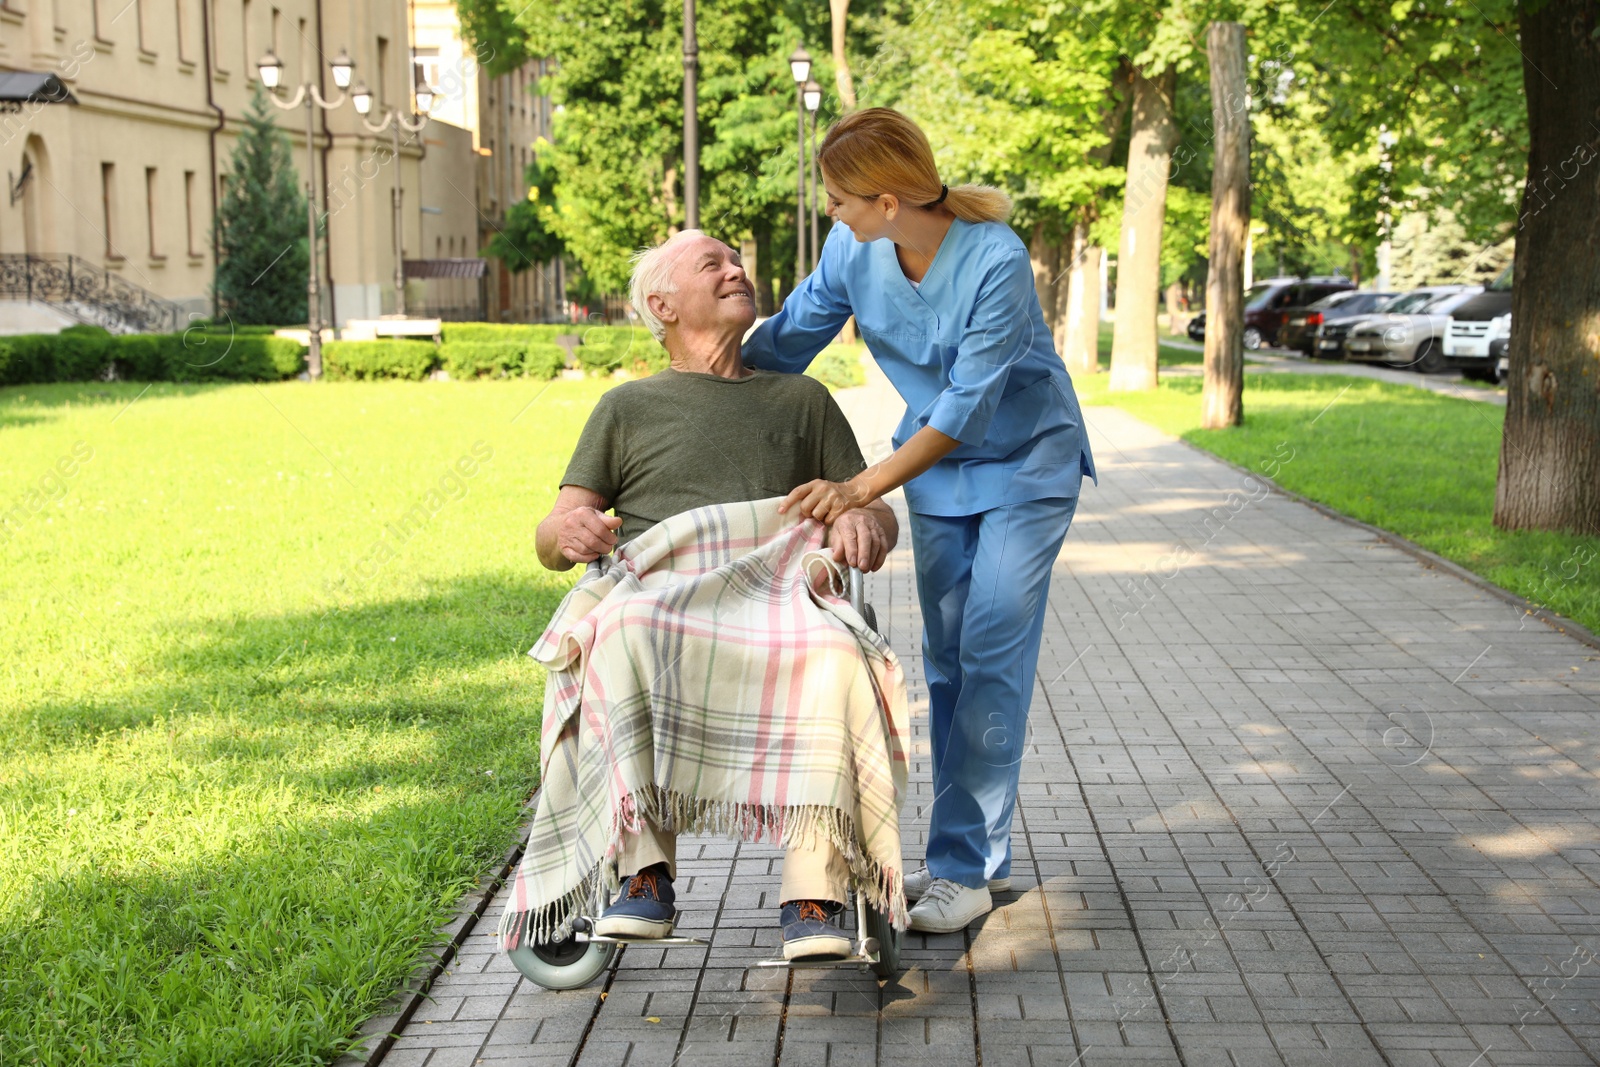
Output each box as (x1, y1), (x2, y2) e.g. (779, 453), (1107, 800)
(214, 87), (309, 325)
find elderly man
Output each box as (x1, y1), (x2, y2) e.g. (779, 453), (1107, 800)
(533, 230), (898, 960)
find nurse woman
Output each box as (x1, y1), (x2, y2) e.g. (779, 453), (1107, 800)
(744, 107), (1097, 933)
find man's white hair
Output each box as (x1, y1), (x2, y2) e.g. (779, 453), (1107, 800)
(629, 229), (708, 342)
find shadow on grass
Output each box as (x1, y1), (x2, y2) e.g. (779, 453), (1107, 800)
(14, 569), (572, 750)
(0, 790), (523, 1066)
(2, 571), (578, 1064)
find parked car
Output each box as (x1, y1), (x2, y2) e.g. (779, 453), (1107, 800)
(1444, 264), (1513, 381)
(1187, 276), (1357, 349)
(1343, 286), (1482, 372)
(1280, 290), (1398, 357)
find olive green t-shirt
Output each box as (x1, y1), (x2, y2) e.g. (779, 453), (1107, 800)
(561, 368), (868, 545)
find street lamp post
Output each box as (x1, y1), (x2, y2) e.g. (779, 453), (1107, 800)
(351, 69), (433, 317)
(258, 47), (354, 379)
(788, 47), (810, 284)
(803, 78), (821, 274)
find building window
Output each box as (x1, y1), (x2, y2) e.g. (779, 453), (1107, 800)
(376, 36), (388, 107)
(208, 0), (225, 71)
(296, 17), (306, 80)
(184, 170), (198, 256)
(270, 6), (279, 54)
(175, 0), (192, 61)
(101, 163), (120, 259)
(242, 0), (252, 79)
(136, 0), (152, 52)
(146, 167), (163, 259)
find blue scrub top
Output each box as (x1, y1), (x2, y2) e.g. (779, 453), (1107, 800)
(744, 217), (1097, 517)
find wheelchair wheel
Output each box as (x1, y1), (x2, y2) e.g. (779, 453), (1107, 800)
(862, 899), (901, 978)
(506, 933), (618, 990)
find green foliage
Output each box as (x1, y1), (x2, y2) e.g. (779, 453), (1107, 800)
(1387, 208), (1514, 290)
(0, 377), (617, 1065)
(322, 340), (438, 381)
(574, 325), (661, 375)
(806, 344), (866, 390)
(0, 329), (304, 385)
(457, 0), (831, 298)
(215, 87), (311, 326)
(524, 342), (569, 379)
(164, 331), (305, 382)
(439, 322), (569, 343)
(485, 156), (565, 276)
(868, 0), (1123, 237)
(440, 340), (567, 380)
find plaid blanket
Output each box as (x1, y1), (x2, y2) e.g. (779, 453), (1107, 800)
(498, 498), (910, 951)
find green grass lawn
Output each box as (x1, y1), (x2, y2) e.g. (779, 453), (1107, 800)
(0, 377), (619, 1065)
(1068, 369), (1600, 636)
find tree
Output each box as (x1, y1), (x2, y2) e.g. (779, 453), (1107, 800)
(1108, 64), (1179, 392)
(214, 86), (309, 326)
(1201, 21), (1249, 429)
(485, 155), (565, 274)
(1492, 0), (1600, 534)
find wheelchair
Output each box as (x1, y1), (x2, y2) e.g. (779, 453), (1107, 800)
(506, 565), (904, 989)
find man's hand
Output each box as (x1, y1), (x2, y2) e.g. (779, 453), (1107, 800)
(557, 507), (622, 564)
(830, 508), (891, 572)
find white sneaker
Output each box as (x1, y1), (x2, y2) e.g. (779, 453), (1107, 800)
(907, 879), (993, 933)
(904, 865), (1011, 901)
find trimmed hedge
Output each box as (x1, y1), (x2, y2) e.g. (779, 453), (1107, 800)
(439, 322), (570, 344)
(0, 329), (303, 385)
(524, 342), (568, 379)
(322, 340), (437, 381)
(575, 325), (666, 375)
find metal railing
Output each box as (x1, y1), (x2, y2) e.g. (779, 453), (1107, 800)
(0, 253), (186, 334)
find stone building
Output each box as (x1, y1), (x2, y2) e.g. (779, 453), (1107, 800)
(0, 0), (555, 332)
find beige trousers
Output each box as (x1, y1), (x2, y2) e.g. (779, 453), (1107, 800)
(616, 816), (851, 905)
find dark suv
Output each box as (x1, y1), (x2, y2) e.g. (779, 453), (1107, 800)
(1187, 277), (1358, 349)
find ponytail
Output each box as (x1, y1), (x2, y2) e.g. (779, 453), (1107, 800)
(820, 108), (1012, 224)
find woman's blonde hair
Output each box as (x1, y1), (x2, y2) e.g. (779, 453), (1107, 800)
(818, 107), (1012, 224)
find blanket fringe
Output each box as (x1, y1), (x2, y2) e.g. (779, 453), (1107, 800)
(499, 786), (907, 951)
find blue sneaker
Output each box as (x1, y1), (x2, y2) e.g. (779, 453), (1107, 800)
(593, 863), (675, 938)
(780, 899), (851, 961)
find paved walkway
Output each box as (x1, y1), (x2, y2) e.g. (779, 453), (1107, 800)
(367, 363), (1600, 1067)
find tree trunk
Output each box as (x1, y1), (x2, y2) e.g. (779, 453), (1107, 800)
(1492, 0), (1600, 534)
(1164, 282), (1186, 335)
(1201, 22), (1250, 430)
(830, 0), (856, 109)
(1060, 218), (1101, 376)
(753, 222), (775, 316)
(1029, 222), (1061, 338)
(1108, 66), (1178, 392)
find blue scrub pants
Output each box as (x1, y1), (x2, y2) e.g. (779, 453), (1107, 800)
(909, 496), (1078, 889)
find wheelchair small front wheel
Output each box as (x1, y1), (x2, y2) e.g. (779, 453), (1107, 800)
(506, 934), (618, 990)
(862, 900), (901, 978)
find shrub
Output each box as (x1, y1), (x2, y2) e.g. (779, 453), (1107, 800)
(439, 322), (566, 344)
(807, 346), (866, 390)
(574, 325), (656, 374)
(162, 332), (303, 381)
(523, 342), (568, 380)
(440, 341), (522, 379)
(112, 335), (167, 380)
(322, 340), (436, 381)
